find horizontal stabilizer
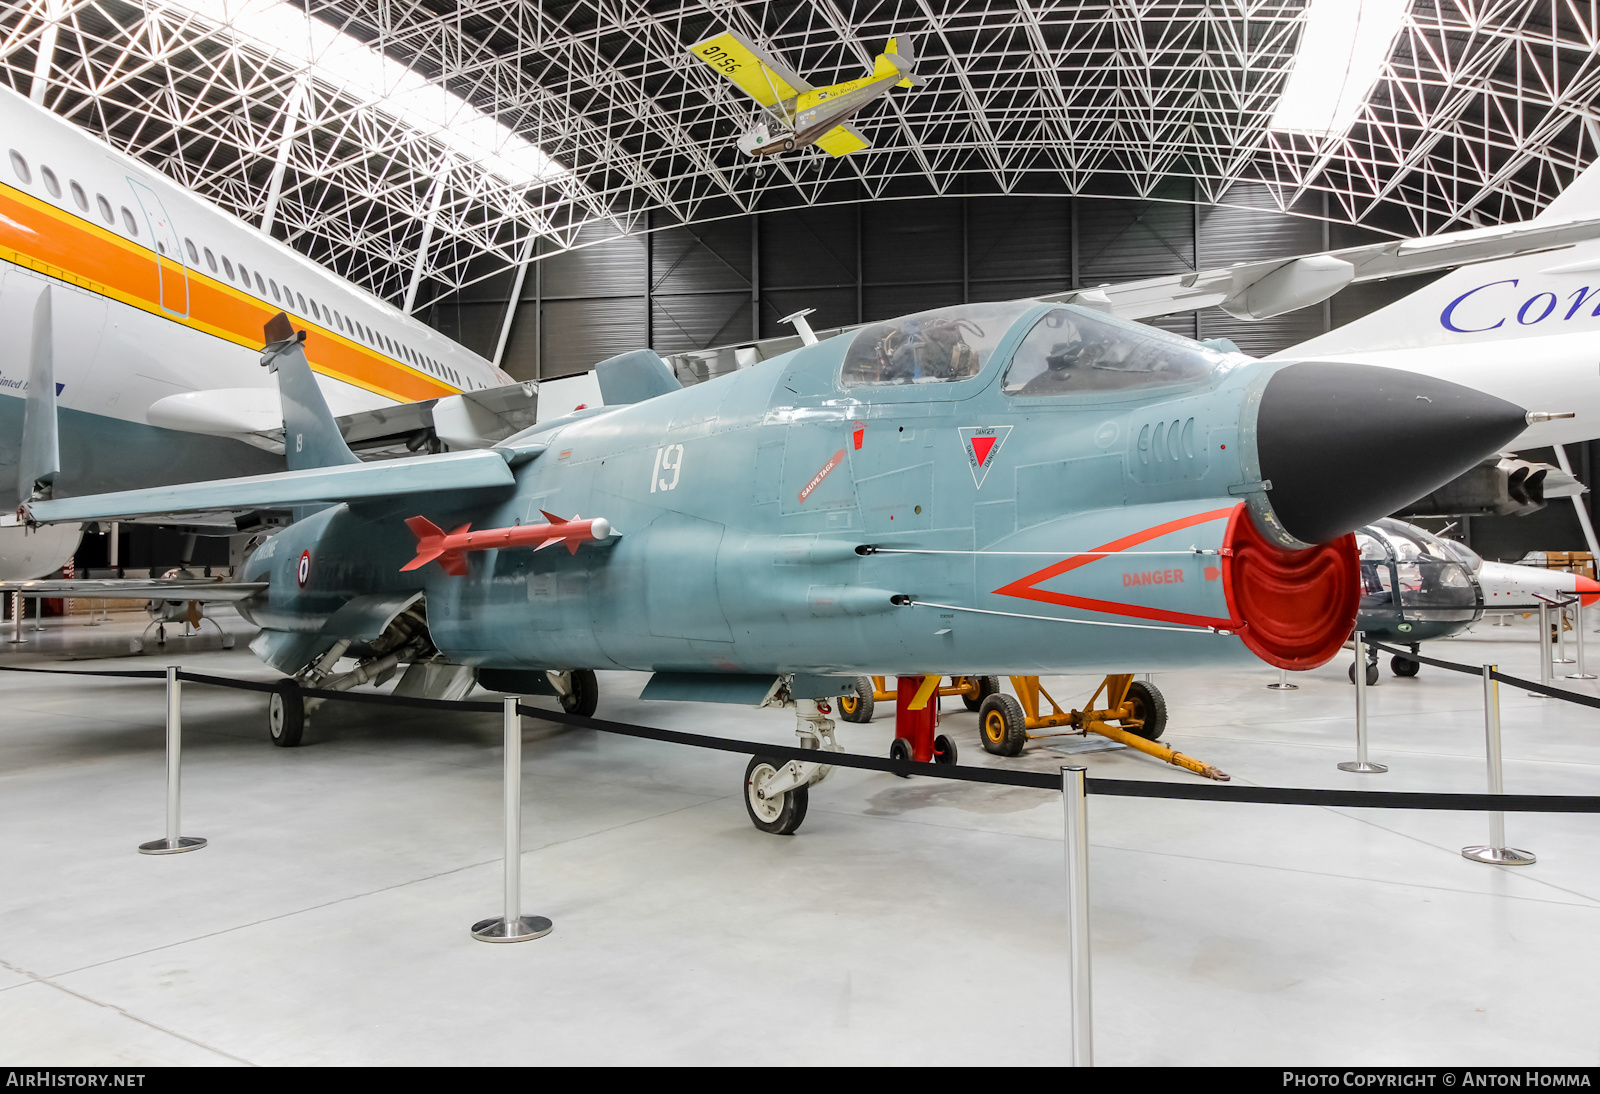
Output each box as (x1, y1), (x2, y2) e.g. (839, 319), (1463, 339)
(28, 448), (516, 525)
(0, 578), (265, 602)
(594, 349), (682, 405)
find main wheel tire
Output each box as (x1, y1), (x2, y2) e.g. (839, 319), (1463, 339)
(560, 669), (599, 717)
(744, 755), (808, 835)
(1121, 680), (1168, 741)
(978, 693), (1027, 757)
(1391, 655), (1420, 678)
(1348, 662), (1380, 686)
(268, 682), (305, 748)
(962, 675), (1003, 712)
(888, 736), (915, 775)
(782, 138), (796, 151)
(933, 733), (958, 765)
(838, 676), (876, 723)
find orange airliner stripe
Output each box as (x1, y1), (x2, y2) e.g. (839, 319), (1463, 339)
(992, 505), (1242, 630)
(0, 181), (455, 404)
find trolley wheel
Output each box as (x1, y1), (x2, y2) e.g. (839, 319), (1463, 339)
(933, 733), (958, 765)
(962, 675), (1003, 712)
(744, 756), (808, 835)
(1391, 655), (1420, 678)
(560, 669), (599, 717)
(838, 675), (876, 723)
(888, 736), (915, 775)
(978, 693), (1027, 757)
(268, 681), (306, 748)
(1121, 680), (1167, 741)
(1348, 662), (1380, 686)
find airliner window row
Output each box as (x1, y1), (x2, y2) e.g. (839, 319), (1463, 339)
(9, 147), (468, 390)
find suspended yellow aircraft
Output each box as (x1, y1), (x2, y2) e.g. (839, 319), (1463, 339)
(689, 31), (921, 157)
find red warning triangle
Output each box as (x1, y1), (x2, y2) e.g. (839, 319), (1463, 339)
(970, 436), (997, 466)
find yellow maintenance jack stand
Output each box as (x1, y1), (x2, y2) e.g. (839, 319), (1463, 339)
(837, 675), (1002, 723)
(981, 674), (1229, 781)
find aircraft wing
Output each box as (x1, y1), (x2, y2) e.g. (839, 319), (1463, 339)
(0, 579), (265, 601)
(27, 448), (516, 526)
(689, 31), (813, 118)
(814, 123), (871, 158)
(1040, 213), (1600, 322)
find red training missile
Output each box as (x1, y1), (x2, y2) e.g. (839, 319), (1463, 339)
(401, 510), (613, 575)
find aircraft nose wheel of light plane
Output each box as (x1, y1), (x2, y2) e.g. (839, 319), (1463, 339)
(268, 681), (307, 748)
(1391, 650), (1421, 677)
(1348, 660), (1381, 686)
(744, 756), (809, 835)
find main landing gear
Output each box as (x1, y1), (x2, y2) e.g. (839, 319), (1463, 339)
(744, 698), (841, 835)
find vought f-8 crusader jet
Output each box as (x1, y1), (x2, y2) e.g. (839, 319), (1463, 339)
(689, 31), (921, 158)
(12, 302), (1533, 834)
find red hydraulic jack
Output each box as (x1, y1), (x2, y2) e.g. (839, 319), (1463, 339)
(891, 675), (960, 767)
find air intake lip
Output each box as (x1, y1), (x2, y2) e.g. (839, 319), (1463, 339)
(1255, 362), (1527, 545)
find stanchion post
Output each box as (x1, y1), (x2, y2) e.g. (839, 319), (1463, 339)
(1555, 600), (1574, 664)
(472, 695), (552, 942)
(1061, 765), (1093, 1067)
(1267, 668), (1298, 691)
(138, 666), (206, 854)
(1533, 601), (1553, 696)
(1463, 665), (1536, 866)
(1339, 632), (1387, 773)
(1568, 598), (1595, 680)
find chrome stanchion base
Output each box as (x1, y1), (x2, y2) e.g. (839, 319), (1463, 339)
(1566, 672), (1597, 680)
(1337, 760), (1388, 773)
(471, 915), (553, 943)
(1267, 671), (1298, 691)
(137, 836), (206, 855)
(1461, 845), (1536, 866)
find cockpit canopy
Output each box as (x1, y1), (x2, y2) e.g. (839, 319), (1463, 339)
(837, 299), (1240, 394)
(840, 302), (1035, 387)
(1003, 306), (1234, 396)
(1355, 518), (1478, 621)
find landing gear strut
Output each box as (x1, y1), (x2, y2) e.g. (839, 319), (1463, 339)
(744, 698), (840, 836)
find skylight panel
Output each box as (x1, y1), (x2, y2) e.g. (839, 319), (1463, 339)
(1269, 0), (1410, 138)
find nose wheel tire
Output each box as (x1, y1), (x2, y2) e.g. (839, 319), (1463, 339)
(933, 733), (958, 765)
(1391, 655), (1420, 677)
(268, 682), (306, 748)
(560, 669), (599, 717)
(1120, 680), (1167, 741)
(961, 675), (1003, 712)
(1349, 662), (1380, 686)
(978, 693), (1027, 756)
(837, 676), (876, 723)
(744, 756), (808, 835)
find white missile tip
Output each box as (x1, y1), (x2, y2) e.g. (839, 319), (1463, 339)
(589, 517), (612, 540)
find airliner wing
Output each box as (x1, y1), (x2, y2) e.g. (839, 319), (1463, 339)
(689, 31), (814, 120)
(27, 448), (516, 526)
(0, 578), (265, 601)
(1039, 213), (1600, 322)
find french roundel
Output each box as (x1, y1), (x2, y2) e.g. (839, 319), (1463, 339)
(297, 550), (311, 588)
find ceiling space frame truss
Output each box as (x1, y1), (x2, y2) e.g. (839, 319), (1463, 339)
(1, 0), (1596, 309)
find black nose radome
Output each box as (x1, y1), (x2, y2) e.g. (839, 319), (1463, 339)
(1256, 362), (1527, 545)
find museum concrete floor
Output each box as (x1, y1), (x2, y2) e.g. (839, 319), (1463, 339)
(1, 608), (1597, 1066)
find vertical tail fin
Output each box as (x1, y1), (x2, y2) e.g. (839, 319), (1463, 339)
(262, 312), (360, 471)
(19, 286), (59, 502)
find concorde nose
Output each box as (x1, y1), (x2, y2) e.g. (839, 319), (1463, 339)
(1255, 362), (1528, 546)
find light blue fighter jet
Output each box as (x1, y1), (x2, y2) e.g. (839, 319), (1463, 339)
(12, 303), (1527, 833)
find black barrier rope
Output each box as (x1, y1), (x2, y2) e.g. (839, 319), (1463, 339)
(1364, 638), (1600, 710)
(5, 657), (1600, 810)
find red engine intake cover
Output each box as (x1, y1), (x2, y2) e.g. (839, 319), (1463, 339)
(1221, 506), (1358, 670)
